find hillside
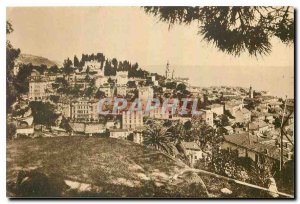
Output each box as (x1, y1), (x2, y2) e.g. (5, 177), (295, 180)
(17, 54), (62, 67)
(7, 137), (277, 198)
(7, 137), (210, 197)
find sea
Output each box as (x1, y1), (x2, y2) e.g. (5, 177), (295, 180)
(145, 65), (294, 99)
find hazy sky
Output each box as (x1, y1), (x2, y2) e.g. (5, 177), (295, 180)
(6, 7), (294, 97)
(7, 7), (294, 67)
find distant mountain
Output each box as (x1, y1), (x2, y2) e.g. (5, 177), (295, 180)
(17, 54), (62, 67)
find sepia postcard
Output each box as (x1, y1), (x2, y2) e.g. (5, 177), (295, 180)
(6, 6), (294, 198)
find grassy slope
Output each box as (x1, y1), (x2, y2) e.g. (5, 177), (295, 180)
(7, 137), (192, 197)
(7, 137), (269, 198)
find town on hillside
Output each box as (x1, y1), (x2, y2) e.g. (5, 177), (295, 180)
(7, 54), (295, 197)
(6, 6), (294, 198)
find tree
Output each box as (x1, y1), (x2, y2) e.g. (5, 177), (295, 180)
(176, 83), (187, 92)
(67, 85), (81, 97)
(104, 60), (116, 76)
(49, 65), (59, 73)
(167, 121), (188, 143)
(183, 120), (192, 130)
(62, 58), (73, 74)
(143, 122), (170, 151)
(15, 63), (33, 94)
(95, 89), (105, 99)
(190, 116), (222, 150)
(56, 77), (68, 86)
(7, 122), (16, 139)
(132, 62), (139, 70)
(112, 58), (118, 69)
(35, 64), (47, 74)
(73, 55), (80, 68)
(29, 101), (58, 127)
(219, 114), (230, 127)
(84, 86), (95, 98)
(144, 6), (294, 56)
(165, 81), (177, 89)
(127, 81), (137, 88)
(96, 53), (105, 69)
(6, 21), (21, 109)
(273, 117), (282, 128)
(49, 95), (60, 103)
(59, 117), (72, 133)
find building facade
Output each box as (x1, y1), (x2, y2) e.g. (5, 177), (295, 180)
(70, 99), (99, 121)
(122, 110), (143, 129)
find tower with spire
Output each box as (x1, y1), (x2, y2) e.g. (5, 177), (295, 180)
(249, 85), (253, 98)
(165, 61), (171, 79)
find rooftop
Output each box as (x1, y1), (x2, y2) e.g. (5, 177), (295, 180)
(224, 133), (289, 162)
(181, 141), (201, 151)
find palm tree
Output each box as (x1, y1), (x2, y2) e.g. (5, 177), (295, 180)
(143, 122), (170, 151)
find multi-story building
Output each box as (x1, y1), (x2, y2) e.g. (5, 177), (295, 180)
(122, 110), (143, 129)
(148, 106), (170, 119)
(70, 98), (99, 121)
(199, 109), (214, 127)
(28, 71), (50, 101)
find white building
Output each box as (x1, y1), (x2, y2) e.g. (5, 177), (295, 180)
(28, 71), (50, 101)
(199, 109), (214, 127)
(122, 110), (143, 129)
(116, 71), (128, 85)
(83, 60), (103, 75)
(109, 128), (130, 139)
(70, 98), (99, 121)
(116, 85), (127, 96)
(138, 86), (154, 102)
(179, 142), (203, 167)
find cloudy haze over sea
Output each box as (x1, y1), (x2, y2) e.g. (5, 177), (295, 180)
(146, 65), (294, 98)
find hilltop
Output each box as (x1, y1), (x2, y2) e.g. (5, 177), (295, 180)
(17, 54), (62, 67)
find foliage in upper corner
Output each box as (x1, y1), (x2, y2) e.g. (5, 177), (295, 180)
(143, 6), (294, 56)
